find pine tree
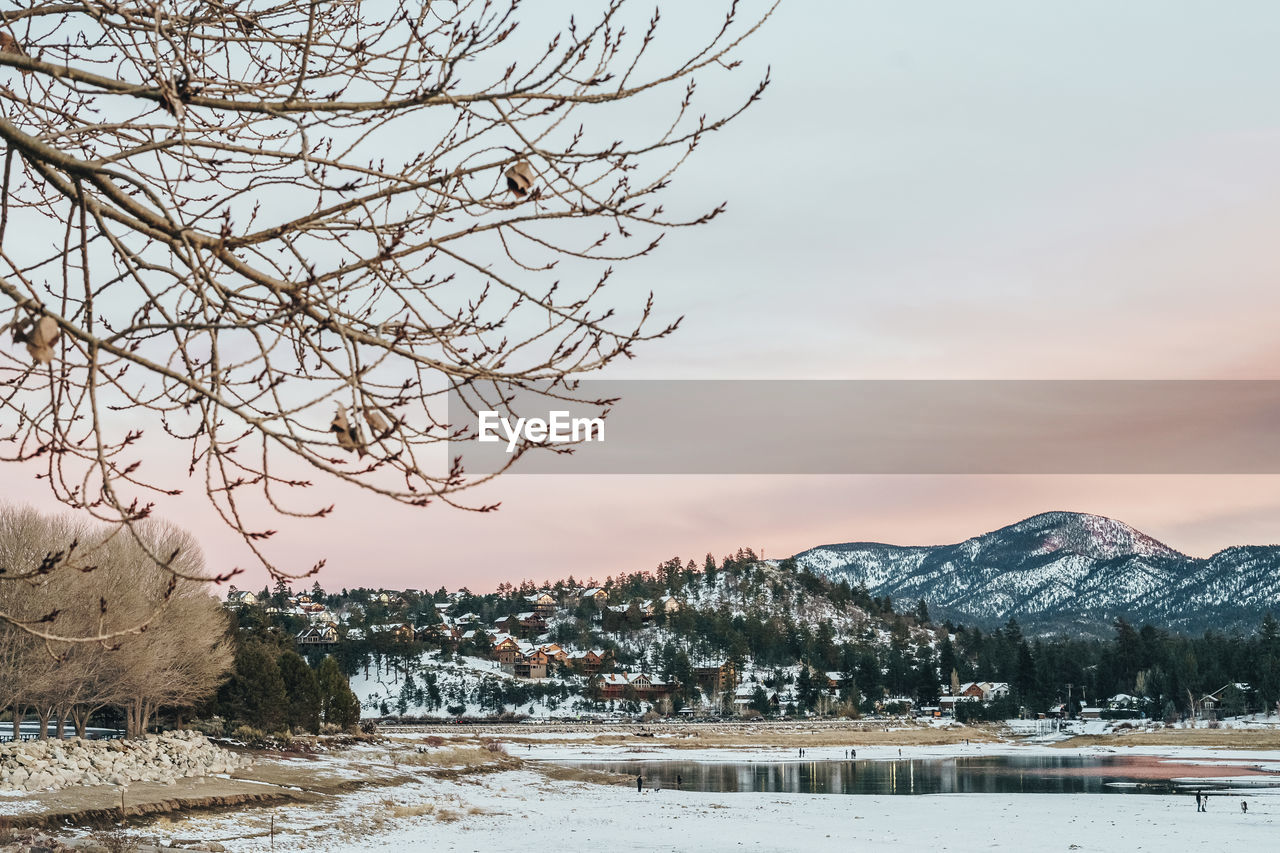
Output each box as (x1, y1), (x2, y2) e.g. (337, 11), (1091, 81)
(218, 641), (288, 732)
(316, 655), (362, 729)
(279, 650), (322, 734)
(915, 599), (930, 625)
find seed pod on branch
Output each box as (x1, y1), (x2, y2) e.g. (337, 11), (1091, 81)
(363, 406), (391, 438)
(505, 161), (535, 197)
(12, 315), (60, 364)
(330, 407), (367, 457)
(0, 32), (29, 74)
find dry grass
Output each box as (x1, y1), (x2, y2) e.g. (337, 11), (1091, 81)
(393, 746), (511, 768)
(389, 802), (437, 819)
(1055, 729), (1280, 750)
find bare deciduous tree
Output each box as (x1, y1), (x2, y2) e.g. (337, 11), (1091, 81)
(0, 0), (774, 614)
(0, 506), (232, 738)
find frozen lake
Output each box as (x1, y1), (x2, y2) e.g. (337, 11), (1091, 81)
(559, 754), (1280, 796)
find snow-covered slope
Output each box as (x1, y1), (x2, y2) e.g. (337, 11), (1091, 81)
(793, 512), (1280, 633)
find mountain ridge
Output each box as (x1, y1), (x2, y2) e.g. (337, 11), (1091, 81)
(792, 511), (1280, 634)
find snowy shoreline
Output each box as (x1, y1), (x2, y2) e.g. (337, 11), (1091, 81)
(18, 736), (1280, 853)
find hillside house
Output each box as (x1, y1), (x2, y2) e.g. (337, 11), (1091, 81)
(517, 611), (547, 633)
(415, 623), (452, 642)
(514, 649), (549, 680)
(540, 643), (569, 663)
(494, 614), (523, 635)
(694, 661), (738, 694)
(732, 683), (778, 713)
(226, 589), (258, 607)
(494, 636), (522, 666)
(371, 623), (415, 643)
(597, 671), (674, 701)
(296, 624), (338, 645)
(525, 592), (557, 618)
(570, 650), (606, 675)
(822, 672), (847, 696)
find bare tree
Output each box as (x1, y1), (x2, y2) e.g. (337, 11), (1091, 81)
(0, 0), (775, 615)
(107, 523), (234, 737)
(0, 506), (232, 738)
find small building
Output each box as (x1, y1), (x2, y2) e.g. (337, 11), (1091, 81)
(514, 649), (549, 680)
(371, 623), (415, 643)
(959, 681), (1010, 702)
(570, 650), (605, 675)
(694, 661), (738, 694)
(581, 588), (609, 607)
(493, 636), (522, 666)
(596, 671), (674, 701)
(525, 592), (557, 618)
(226, 589), (259, 607)
(296, 624), (338, 645)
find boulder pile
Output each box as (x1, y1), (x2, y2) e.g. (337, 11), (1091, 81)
(0, 730), (249, 792)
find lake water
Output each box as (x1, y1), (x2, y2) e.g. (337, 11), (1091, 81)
(559, 755), (1280, 796)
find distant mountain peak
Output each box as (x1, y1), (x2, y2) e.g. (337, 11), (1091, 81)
(794, 512), (1274, 634)
(986, 511), (1185, 560)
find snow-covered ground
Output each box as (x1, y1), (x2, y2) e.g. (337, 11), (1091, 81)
(40, 737), (1280, 852)
(103, 769), (1280, 852)
(348, 651), (596, 718)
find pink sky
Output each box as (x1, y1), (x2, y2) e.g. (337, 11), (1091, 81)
(6, 2), (1280, 594)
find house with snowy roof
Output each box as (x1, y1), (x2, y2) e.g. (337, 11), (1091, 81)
(296, 624), (338, 645)
(525, 592), (557, 618)
(370, 622), (415, 643)
(693, 661), (737, 694)
(596, 671), (674, 701)
(514, 649), (549, 680)
(1199, 682), (1252, 719)
(581, 588), (609, 607)
(570, 649), (607, 674)
(225, 589), (259, 607)
(958, 682), (1009, 701)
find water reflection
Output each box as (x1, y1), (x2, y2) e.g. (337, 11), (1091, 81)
(558, 755), (1279, 796)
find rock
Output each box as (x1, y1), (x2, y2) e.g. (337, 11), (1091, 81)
(0, 731), (249, 795)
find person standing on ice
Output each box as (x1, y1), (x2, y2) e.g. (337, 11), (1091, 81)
(637, 774), (643, 793)
(1241, 799), (1248, 814)
(1195, 790), (1202, 811)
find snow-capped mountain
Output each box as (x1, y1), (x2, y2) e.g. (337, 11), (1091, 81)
(793, 512), (1280, 634)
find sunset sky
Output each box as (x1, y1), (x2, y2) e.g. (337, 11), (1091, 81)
(9, 0), (1280, 592)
